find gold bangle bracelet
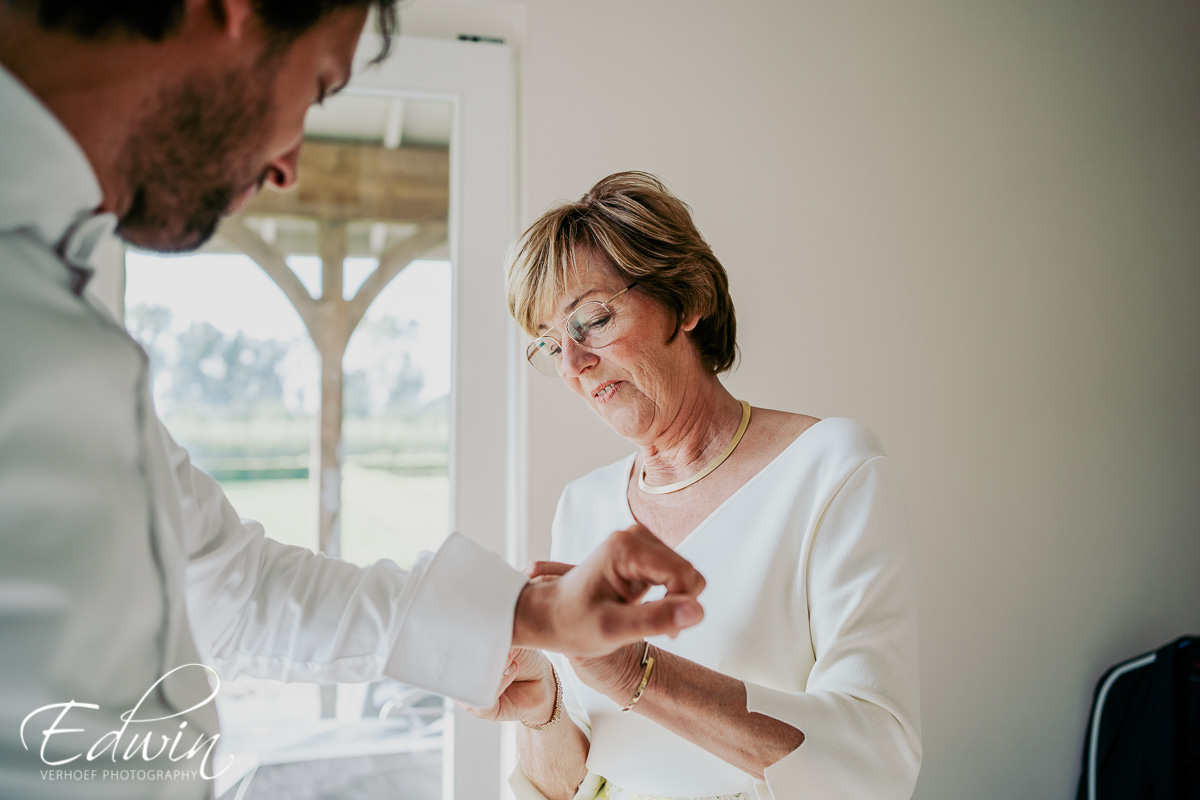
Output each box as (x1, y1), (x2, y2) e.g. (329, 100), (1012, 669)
(621, 643), (655, 712)
(521, 664), (562, 730)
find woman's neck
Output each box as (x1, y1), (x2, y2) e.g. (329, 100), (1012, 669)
(638, 383), (745, 487)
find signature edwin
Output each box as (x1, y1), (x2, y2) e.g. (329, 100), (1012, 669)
(19, 664), (231, 780)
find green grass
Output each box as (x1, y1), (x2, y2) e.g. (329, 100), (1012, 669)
(169, 416), (449, 460)
(218, 466), (449, 570)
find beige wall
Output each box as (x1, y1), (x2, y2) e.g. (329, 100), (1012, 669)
(409, 2), (1200, 797)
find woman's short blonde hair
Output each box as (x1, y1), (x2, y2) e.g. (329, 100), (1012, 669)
(506, 171), (737, 375)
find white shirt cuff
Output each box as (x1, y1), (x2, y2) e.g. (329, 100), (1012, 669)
(384, 532), (527, 706)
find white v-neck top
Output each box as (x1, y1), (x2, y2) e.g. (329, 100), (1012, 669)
(541, 418), (921, 800)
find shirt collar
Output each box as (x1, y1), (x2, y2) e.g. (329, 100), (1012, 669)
(0, 61), (117, 286)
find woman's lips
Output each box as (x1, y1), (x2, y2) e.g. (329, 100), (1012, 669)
(592, 380), (622, 403)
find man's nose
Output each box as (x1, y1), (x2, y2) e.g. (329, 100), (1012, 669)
(265, 141), (303, 190)
(559, 336), (598, 378)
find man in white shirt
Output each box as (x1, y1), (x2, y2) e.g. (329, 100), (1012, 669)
(0, 2), (706, 798)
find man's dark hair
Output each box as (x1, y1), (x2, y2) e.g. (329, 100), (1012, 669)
(13, 0), (400, 61)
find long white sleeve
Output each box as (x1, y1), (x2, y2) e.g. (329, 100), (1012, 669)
(746, 455), (921, 800)
(165, 422), (527, 706)
(546, 417), (921, 799)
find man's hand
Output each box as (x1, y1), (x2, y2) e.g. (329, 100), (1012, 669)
(511, 524), (705, 657)
(460, 647), (557, 725)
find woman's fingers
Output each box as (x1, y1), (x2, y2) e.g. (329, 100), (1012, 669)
(525, 560), (574, 579)
(600, 592), (704, 643)
(462, 653), (556, 723)
(512, 528), (706, 656)
(610, 524), (707, 599)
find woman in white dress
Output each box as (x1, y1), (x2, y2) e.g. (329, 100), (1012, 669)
(465, 172), (921, 800)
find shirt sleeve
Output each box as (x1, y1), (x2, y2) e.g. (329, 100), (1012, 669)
(509, 766), (605, 800)
(167, 422), (528, 707)
(744, 455), (922, 800)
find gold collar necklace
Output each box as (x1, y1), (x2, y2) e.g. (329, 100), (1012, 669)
(638, 400), (751, 495)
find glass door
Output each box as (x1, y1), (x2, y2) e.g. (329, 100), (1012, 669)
(124, 35), (515, 800)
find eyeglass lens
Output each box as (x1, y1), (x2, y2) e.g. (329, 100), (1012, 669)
(526, 300), (622, 376)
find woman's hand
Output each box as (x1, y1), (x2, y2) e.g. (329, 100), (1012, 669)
(526, 560), (652, 705)
(460, 647), (557, 725)
(513, 526), (705, 658)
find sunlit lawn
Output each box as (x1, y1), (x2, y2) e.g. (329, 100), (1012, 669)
(219, 465), (449, 569)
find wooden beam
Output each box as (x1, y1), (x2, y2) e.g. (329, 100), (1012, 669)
(242, 140), (449, 223)
(347, 223), (448, 331)
(215, 219), (318, 337)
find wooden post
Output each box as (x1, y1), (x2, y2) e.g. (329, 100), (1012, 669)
(212, 143), (449, 719)
(315, 220), (347, 720)
(315, 220), (349, 561)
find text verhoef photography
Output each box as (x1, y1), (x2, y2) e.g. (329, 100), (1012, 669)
(20, 663), (228, 785)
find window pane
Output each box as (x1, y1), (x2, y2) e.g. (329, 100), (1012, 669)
(125, 250), (325, 784)
(343, 258), (451, 568)
(125, 89), (453, 800)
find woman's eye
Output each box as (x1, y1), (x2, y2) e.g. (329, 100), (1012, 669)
(583, 312), (611, 331)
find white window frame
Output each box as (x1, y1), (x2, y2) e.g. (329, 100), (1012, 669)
(115, 33), (519, 800)
(349, 34), (518, 800)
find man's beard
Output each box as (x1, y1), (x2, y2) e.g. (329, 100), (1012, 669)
(116, 63), (276, 253)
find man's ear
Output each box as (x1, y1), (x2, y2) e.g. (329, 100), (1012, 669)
(681, 312), (701, 333)
(203, 0), (254, 39)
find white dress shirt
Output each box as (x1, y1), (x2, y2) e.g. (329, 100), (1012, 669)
(513, 418), (920, 800)
(0, 63), (527, 800)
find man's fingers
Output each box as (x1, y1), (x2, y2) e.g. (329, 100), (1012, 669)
(525, 560), (574, 579)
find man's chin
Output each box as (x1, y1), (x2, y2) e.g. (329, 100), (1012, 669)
(116, 213), (222, 254)
(228, 184), (261, 216)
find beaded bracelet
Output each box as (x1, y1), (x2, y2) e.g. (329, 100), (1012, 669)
(520, 664), (562, 730)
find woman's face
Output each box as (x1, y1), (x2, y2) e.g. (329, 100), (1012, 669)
(534, 251), (704, 443)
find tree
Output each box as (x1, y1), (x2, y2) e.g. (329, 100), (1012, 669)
(125, 303), (175, 398)
(344, 315), (426, 418)
(168, 322), (291, 419)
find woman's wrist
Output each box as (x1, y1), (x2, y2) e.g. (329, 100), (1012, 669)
(605, 643), (657, 706)
(521, 661), (562, 730)
(619, 643), (656, 712)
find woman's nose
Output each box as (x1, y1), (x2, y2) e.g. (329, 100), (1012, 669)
(559, 336), (598, 378)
